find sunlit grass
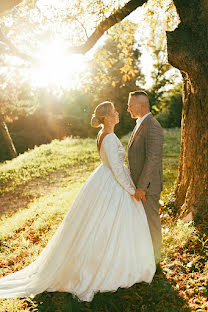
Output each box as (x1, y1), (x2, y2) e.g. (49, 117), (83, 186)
(0, 184), (80, 241)
(0, 137), (100, 196)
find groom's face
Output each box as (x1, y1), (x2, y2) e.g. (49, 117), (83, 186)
(127, 95), (141, 118)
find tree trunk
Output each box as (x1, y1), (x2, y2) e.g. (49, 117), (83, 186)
(0, 119), (17, 159)
(167, 0), (208, 221)
(175, 74), (208, 221)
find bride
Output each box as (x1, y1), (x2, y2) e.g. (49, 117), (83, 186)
(0, 101), (156, 302)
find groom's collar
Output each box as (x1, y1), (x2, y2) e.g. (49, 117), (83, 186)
(136, 112), (152, 125)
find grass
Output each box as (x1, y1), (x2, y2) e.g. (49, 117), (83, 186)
(0, 137), (100, 196)
(0, 127), (207, 312)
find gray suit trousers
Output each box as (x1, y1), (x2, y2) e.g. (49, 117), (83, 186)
(142, 193), (162, 264)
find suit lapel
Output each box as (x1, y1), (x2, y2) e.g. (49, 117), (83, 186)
(134, 123), (144, 140)
(128, 124), (137, 149)
(128, 124), (144, 150)
(128, 114), (153, 150)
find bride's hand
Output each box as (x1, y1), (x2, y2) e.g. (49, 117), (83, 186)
(131, 192), (140, 202)
(133, 189), (147, 203)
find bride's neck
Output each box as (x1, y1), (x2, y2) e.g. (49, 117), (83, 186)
(103, 123), (115, 133)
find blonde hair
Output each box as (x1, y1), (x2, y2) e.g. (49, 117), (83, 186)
(91, 101), (114, 128)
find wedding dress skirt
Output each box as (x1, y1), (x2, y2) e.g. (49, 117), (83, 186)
(0, 133), (156, 302)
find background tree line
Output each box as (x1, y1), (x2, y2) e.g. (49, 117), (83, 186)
(0, 20), (182, 162)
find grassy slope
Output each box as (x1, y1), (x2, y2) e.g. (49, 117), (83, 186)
(0, 128), (207, 312)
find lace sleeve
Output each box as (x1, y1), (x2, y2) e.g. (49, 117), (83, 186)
(102, 134), (136, 195)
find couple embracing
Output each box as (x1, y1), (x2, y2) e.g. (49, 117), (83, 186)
(0, 90), (163, 302)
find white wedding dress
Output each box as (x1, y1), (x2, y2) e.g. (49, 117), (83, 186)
(0, 133), (156, 302)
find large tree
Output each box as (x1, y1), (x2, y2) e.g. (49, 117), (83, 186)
(1, 0), (207, 221)
(166, 1), (208, 222)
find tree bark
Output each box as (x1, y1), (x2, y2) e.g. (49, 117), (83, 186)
(0, 119), (17, 159)
(167, 0), (208, 221)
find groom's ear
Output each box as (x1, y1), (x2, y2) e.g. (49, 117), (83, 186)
(104, 115), (109, 122)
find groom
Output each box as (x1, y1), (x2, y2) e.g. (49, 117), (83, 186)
(127, 90), (163, 265)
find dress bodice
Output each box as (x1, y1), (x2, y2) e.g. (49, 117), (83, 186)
(99, 133), (135, 195)
(100, 134), (126, 165)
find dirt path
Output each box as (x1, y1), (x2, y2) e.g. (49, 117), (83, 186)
(0, 170), (72, 218)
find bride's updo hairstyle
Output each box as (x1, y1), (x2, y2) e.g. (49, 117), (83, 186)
(91, 101), (114, 128)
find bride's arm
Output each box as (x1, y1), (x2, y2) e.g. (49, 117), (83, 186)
(102, 135), (136, 195)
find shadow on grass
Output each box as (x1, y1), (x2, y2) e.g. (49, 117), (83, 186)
(27, 271), (191, 312)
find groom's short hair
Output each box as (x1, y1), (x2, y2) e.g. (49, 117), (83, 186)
(129, 90), (149, 107)
(129, 90), (149, 98)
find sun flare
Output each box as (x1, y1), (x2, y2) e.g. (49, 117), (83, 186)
(30, 42), (87, 90)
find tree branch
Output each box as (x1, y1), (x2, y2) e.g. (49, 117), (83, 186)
(0, 0), (23, 14)
(0, 0), (147, 61)
(0, 30), (34, 62)
(67, 16), (89, 41)
(0, 1), (35, 62)
(67, 0), (147, 54)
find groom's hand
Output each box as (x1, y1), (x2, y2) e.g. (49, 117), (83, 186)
(134, 188), (147, 203)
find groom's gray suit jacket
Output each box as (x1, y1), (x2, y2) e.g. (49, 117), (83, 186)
(127, 113), (163, 195)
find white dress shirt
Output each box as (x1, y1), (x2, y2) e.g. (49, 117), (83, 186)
(128, 112), (152, 149)
(135, 112), (152, 131)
